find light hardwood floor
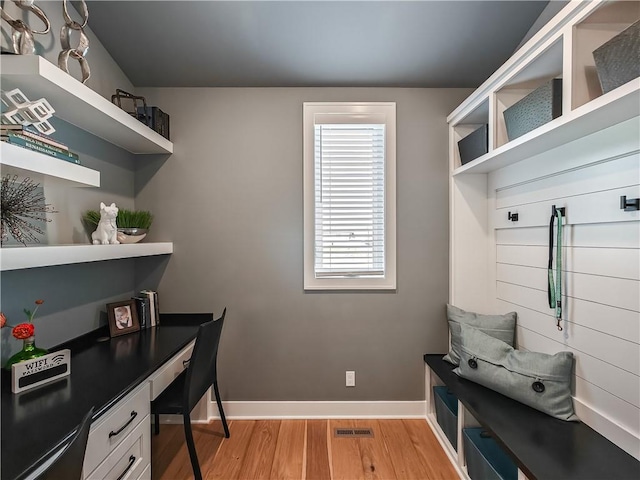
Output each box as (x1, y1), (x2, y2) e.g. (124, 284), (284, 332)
(152, 419), (458, 480)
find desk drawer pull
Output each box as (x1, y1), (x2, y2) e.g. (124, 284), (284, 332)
(182, 359), (190, 368)
(116, 455), (136, 480)
(108, 411), (137, 439)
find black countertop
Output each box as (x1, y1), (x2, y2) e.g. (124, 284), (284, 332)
(424, 354), (639, 480)
(2, 315), (206, 480)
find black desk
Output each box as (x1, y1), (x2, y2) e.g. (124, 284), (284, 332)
(1, 314), (207, 480)
(424, 354), (639, 480)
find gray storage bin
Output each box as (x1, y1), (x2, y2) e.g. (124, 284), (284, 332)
(458, 125), (488, 165)
(433, 386), (458, 451)
(503, 78), (562, 141)
(593, 20), (640, 94)
(463, 428), (517, 480)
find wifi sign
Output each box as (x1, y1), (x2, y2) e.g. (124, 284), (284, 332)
(11, 349), (72, 394)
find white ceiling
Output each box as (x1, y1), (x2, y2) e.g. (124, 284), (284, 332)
(86, 0), (551, 88)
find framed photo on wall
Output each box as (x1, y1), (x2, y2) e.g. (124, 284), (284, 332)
(106, 300), (140, 337)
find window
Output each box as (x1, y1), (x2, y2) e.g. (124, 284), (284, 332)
(303, 102), (396, 290)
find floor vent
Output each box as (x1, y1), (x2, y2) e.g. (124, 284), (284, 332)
(334, 428), (374, 438)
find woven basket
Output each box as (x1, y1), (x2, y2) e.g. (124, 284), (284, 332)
(593, 20), (640, 94)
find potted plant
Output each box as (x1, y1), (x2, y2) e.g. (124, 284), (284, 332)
(83, 208), (153, 244)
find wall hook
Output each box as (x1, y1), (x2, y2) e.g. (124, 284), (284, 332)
(620, 196), (640, 212)
(552, 205), (565, 216)
(508, 212), (519, 222)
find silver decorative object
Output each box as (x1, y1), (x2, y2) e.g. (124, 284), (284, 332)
(0, 0), (51, 55)
(58, 0), (90, 84)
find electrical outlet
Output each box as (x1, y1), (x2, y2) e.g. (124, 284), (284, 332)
(346, 370), (356, 387)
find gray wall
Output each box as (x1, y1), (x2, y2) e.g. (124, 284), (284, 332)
(135, 87), (471, 401)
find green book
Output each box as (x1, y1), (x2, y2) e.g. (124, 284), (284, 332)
(4, 136), (81, 165)
(6, 132), (79, 160)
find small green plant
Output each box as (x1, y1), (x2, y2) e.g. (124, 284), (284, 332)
(83, 209), (153, 229)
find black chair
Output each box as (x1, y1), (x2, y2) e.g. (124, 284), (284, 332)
(38, 406), (94, 480)
(151, 309), (229, 480)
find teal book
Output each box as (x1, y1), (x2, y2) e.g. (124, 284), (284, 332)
(4, 136), (81, 165)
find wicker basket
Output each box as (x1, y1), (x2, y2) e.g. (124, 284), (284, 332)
(593, 20), (640, 94)
(503, 78), (562, 141)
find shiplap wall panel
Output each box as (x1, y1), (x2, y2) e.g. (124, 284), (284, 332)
(515, 325), (640, 434)
(499, 301), (640, 407)
(488, 119), (639, 457)
(494, 185), (640, 229)
(497, 223), (639, 249)
(497, 245), (640, 280)
(496, 152), (639, 209)
(497, 282), (640, 375)
(497, 263), (640, 312)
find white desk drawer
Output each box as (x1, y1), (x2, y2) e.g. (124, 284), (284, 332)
(85, 415), (150, 480)
(148, 341), (195, 400)
(136, 462), (151, 480)
(84, 383), (150, 475)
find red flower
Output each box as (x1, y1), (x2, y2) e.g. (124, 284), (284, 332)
(12, 323), (35, 340)
(0, 312), (6, 328)
(35, 300), (44, 305)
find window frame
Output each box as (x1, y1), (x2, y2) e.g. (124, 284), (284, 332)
(303, 102), (397, 291)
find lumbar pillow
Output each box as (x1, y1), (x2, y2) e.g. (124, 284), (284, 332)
(443, 304), (516, 365)
(455, 324), (577, 421)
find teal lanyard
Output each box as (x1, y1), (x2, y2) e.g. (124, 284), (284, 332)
(548, 208), (564, 330)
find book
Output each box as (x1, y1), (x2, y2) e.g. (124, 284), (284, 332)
(2, 136), (80, 165)
(5, 132), (78, 159)
(0, 126), (69, 150)
(140, 290), (159, 327)
(132, 296), (151, 329)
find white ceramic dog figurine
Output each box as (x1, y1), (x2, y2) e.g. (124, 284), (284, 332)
(92, 202), (120, 245)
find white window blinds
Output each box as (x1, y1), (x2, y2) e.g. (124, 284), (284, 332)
(314, 124), (385, 278)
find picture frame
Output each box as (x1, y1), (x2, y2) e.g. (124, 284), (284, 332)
(106, 300), (140, 337)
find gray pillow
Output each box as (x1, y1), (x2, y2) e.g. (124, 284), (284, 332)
(455, 324), (577, 421)
(443, 304), (516, 365)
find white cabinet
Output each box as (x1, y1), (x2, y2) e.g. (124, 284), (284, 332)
(84, 383), (151, 478)
(447, 0), (640, 464)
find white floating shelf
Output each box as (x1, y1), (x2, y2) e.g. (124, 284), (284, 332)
(0, 55), (173, 155)
(0, 243), (173, 271)
(453, 81), (640, 175)
(1, 142), (100, 187)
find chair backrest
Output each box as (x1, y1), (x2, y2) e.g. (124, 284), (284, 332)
(183, 308), (226, 412)
(38, 406), (94, 480)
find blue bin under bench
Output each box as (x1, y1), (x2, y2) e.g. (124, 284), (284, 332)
(424, 354), (639, 480)
(433, 386), (459, 451)
(464, 428), (517, 480)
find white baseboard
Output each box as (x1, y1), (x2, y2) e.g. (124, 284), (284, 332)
(201, 400), (427, 420)
(573, 397), (640, 460)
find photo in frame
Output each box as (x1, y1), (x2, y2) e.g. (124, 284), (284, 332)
(106, 300), (140, 337)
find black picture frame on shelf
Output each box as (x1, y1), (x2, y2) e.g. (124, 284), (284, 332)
(107, 300), (140, 338)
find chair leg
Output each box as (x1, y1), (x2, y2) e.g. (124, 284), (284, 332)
(154, 413), (160, 436)
(213, 380), (230, 438)
(183, 413), (202, 480)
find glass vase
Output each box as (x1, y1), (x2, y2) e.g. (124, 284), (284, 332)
(5, 337), (48, 370)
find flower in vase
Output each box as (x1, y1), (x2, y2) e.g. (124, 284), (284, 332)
(1, 299), (45, 338)
(12, 323), (35, 339)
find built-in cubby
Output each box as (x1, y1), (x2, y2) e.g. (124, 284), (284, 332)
(445, 0), (640, 475)
(571, 0), (640, 109)
(449, 0), (639, 176)
(493, 37), (563, 149)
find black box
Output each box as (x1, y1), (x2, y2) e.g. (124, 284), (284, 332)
(433, 386), (458, 451)
(137, 106), (170, 140)
(458, 124), (488, 165)
(463, 428), (517, 480)
(593, 20), (640, 94)
(503, 78), (562, 141)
